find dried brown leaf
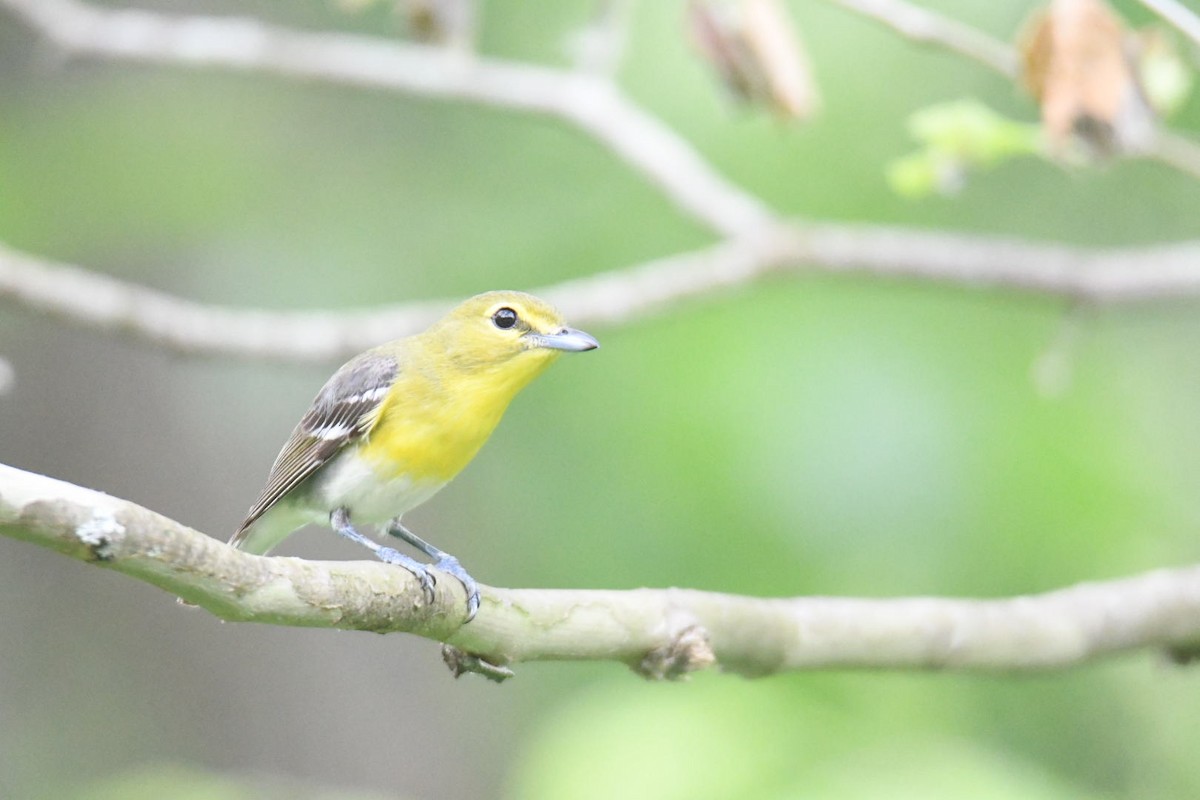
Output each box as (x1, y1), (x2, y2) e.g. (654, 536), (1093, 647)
(688, 0), (820, 120)
(1019, 0), (1155, 156)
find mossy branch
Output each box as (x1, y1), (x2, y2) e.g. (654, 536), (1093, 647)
(4, 462), (1199, 681)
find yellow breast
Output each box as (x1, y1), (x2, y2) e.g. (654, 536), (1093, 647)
(358, 352), (554, 483)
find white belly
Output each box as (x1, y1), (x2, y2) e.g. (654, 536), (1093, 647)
(309, 452), (447, 526)
(235, 452), (448, 555)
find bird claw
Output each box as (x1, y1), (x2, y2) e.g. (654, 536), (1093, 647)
(377, 546), (437, 604)
(433, 554), (480, 622)
(373, 544), (477, 620)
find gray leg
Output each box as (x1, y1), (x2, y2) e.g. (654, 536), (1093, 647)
(386, 519), (479, 621)
(331, 508), (435, 603)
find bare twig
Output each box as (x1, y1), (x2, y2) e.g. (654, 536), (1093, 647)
(566, 0), (634, 76)
(5, 0), (1200, 212)
(1137, 0), (1200, 51)
(0, 240), (446, 361)
(0, 0), (773, 239)
(2, 0), (1200, 364)
(826, 0), (1019, 77)
(1149, 129), (1200, 180)
(788, 223), (1200, 303)
(7, 230), (1200, 360)
(824, 0), (1200, 176)
(4, 462), (1200, 676)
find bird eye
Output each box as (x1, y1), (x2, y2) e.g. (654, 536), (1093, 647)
(492, 307), (519, 330)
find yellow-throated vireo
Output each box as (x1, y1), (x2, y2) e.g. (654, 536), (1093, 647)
(230, 291), (598, 620)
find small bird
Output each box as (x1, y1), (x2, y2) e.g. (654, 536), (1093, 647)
(230, 291), (598, 620)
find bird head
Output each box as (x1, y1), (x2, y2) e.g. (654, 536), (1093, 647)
(425, 291), (598, 380)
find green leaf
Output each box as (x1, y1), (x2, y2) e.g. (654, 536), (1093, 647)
(887, 99), (1042, 197)
(908, 99), (1041, 165)
(1139, 31), (1193, 117)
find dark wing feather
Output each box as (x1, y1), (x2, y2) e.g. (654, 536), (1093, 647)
(232, 350), (400, 542)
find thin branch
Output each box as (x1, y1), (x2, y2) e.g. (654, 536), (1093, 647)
(824, 0), (1200, 176)
(4, 461), (1200, 677)
(1148, 128), (1200, 180)
(825, 0), (1019, 77)
(566, 0), (635, 77)
(7, 230), (1200, 361)
(0, 240), (446, 361)
(6, 0), (1200, 210)
(1138, 0), (1200, 51)
(0, 0), (774, 240)
(789, 223), (1200, 302)
(3, 0), (1200, 364)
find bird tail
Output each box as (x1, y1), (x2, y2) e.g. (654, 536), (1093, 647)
(229, 506), (310, 556)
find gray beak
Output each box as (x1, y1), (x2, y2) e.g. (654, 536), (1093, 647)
(528, 327), (600, 352)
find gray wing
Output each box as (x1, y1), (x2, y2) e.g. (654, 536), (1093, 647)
(231, 349), (399, 544)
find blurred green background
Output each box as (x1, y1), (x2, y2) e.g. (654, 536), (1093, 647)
(3, 1), (1200, 798)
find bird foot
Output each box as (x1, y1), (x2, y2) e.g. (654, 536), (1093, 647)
(431, 553), (480, 622)
(375, 546), (437, 604)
